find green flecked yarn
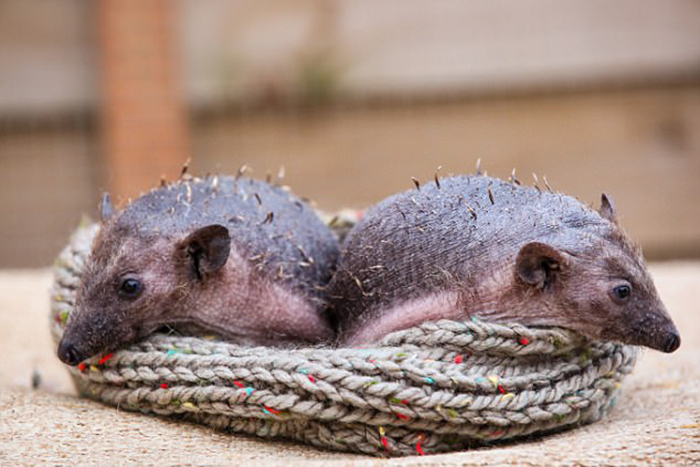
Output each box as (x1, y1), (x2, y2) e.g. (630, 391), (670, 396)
(49, 223), (637, 457)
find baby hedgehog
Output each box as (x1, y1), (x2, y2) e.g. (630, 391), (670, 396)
(328, 174), (681, 353)
(58, 175), (339, 365)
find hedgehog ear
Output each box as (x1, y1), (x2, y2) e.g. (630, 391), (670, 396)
(599, 193), (618, 223)
(515, 242), (567, 289)
(100, 192), (114, 223)
(178, 225), (230, 280)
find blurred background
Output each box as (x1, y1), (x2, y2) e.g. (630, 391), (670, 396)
(0, 0), (698, 268)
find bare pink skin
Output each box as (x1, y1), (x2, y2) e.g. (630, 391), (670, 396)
(343, 265), (610, 347)
(344, 291), (460, 346)
(156, 244), (333, 346)
(342, 268), (538, 346)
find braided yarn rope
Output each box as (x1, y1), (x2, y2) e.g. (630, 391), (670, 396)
(49, 223), (638, 457)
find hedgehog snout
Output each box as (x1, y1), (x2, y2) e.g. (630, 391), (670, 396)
(662, 331), (681, 353)
(57, 339), (84, 366)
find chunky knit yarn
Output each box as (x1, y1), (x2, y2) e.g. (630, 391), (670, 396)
(50, 223), (637, 457)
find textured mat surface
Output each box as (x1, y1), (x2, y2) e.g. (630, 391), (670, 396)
(1, 264), (699, 466)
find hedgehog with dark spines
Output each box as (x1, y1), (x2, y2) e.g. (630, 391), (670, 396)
(328, 173), (681, 353)
(58, 175), (340, 365)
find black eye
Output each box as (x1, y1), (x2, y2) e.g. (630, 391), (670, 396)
(612, 284), (631, 301)
(119, 278), (143, 298)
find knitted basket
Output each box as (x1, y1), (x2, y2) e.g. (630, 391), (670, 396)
(50, 222), (638, 457)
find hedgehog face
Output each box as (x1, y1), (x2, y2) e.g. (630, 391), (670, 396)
(514, 238), (680, 353)
(57, 224), (231, 365)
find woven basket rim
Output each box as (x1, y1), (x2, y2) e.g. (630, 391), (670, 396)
(49, 222), (637, 457)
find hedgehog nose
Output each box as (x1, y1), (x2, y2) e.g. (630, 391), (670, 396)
(58, 341), (82, 366)
(663, 332), (681, 353)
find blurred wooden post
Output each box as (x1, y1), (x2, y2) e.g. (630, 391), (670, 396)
(98, 0), (188, 201)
